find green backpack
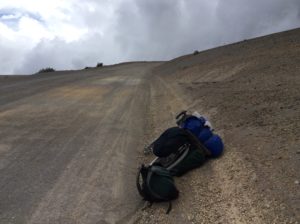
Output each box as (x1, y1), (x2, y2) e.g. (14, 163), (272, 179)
(136, 164), (179, 213)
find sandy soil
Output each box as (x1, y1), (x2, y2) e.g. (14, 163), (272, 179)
(0, 28), (299, 224)
(134, 28), (300, 224)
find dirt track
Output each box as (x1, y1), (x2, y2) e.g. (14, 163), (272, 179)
(0, 28), (299, 224)
(0, 63), (161, 224)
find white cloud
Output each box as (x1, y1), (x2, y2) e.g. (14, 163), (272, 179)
(0, 0), (299, 74)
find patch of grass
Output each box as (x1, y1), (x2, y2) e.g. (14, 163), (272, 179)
(38, 67), (55, 73)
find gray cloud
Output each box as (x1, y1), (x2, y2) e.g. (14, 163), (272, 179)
(15, 33), (123, 74)
(115, 0), (300, 60)
(214, 0), (300, 42)
(1, 0), (299, 74)
(114, 0), (217, 60)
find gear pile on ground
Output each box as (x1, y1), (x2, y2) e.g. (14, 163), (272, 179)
(136, 111), (224, 213)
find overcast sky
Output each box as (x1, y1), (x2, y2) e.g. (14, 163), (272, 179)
(0, 0), (299, 74)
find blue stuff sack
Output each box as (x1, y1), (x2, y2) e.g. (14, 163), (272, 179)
(197, 127), (213, 142)
(182, 116), (206, 136)
(204, 134), (224, 158)
(176, 111), (224, 158)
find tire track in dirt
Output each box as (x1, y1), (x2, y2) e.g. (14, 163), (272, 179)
(27, 69), (154, 224)
(0, 76), (118, 223)
(0, 63), (161, 224)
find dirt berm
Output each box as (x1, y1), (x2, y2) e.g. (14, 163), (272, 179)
(0, 28), (299, 224)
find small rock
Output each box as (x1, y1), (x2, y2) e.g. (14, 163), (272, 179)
(187, 214), (193, 221)
(251, 173), (258, 182)
(294, 180), (299, 185)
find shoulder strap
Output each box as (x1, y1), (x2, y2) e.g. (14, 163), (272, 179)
(166, 144), (190, 170)
(166, 201), (172, 214)
(176, 110), (194, 126)
(182, 129), (211, 156)
(136, 165), (146, 199)
(137, 165), (170, 201)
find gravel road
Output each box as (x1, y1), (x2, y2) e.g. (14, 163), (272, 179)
(0, 63), (160, 224)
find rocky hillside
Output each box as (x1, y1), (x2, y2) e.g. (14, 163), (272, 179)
(135, 28), (300, 223)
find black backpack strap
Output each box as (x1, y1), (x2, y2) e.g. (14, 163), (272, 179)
(166, 201), (172, 214)
(137, 165), (169, 201)
(136, 165), (146, 199)
(176, 110), (188, 120)
(166, 144), (190, 170)
(183, 129), (212, 156)
(176, 111), (194, 126)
